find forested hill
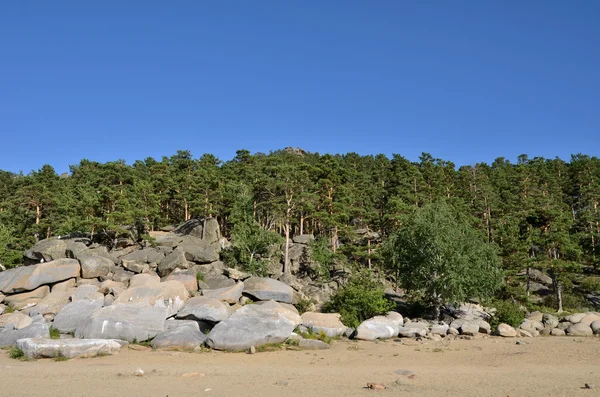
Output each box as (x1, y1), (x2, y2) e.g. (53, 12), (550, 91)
(1, 148), (599, 285)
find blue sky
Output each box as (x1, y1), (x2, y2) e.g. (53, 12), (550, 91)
(1, 1), (599, 174)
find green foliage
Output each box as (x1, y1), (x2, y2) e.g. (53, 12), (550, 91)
(322, 271), (394, 328)
(196, 271), (205, 282)
(383, 201), (504, 316)
(294, 297), (316, 315)
(308, 238), (334, 281)
(580, 276), (600, 292)
(0, 224), (22, 268)
(255, 343), (284, 352)
(490, 301), (524, 329)
(54, 353), (69, 362)
(8, 346), (25, 360)
(295, 327), (335, 344)
(141, 233), (157, 248)
(49, 327), (61, 339)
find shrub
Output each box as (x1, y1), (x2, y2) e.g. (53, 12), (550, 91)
(196, 271), (205, 282)
(294, 297), (315, 315)
(49, 327), (60, 339)
(490, 301), (524, 328)
(322, 271), (394, 328)
(9, 346), (25, 360)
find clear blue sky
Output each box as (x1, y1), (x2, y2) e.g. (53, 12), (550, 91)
(1, 1), (599, 174)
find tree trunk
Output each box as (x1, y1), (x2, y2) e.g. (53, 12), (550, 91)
(283, 220), (290, 274)
(331, 226), (338, 253)
(299, 213), (304, 235)
(35, 205), (41, 225)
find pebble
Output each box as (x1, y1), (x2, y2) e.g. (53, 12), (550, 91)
(134, 368), (144, 377)
(366, 383), (386, 391)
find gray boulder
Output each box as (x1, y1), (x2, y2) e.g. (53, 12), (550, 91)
(430, 324), (449, 336)
(163, 269), (199, 293)
(543, 313), (559, 329)
(202, 282), (244, 304)
(207, 301), (301, 351)
(80, 255), (114, 279)
(202, 218), (221, 244)
(566, 322), (593, 336)
(0, 259), (81, 294)
(300, 312), (347, 337)
(0, 322), (50, 347)
(16, 338), (126, 359)
(151, 322), (207, 349)
(157, 248), (190, 277)
(75, 303), (168, 342)
(292, 234), (315, 245)
(24, 239), (67, 262)
(176, 296), (231, 323)
(590, 320), (600, 334)
(298, 339), (330, 350)
(551, 328), (566, 336)
(120, 248), (164, 266)
(113, 280), (189, 317)
(243, 277), (293, 303)
(355, 312), (404, 340)
(52, 297), (104, 333)
(204, 277), (235, 290)
(27, 289), (74, 317)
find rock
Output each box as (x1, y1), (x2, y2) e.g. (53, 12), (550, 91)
(206, 301), (301, 351)
(497, 323), (518, 337)
(98, 280), (126, 296)
(525, 268), (553, 285)
(3, 286), (50, 310)
(444, 302), (491, 321)
(566, 322), (593, 336)
(557, 321), (571, 331)
(398, 327), (427, 338)
(0, 259), (81, 294)
(104, 295), (114, 306)
(80, 255), (114, 279)
(52, 279), (77, 293)
(202, 282), (244, 304)
(164, 269), (199, 293)
(120, 248), (164, 266)
(0, 304), (4, 315)
(16, 338), (126, 359)
(113, 280), (189, 317)
(24, 238), (67, 262)
(355, 312), (404, 340)
(52, 297), (104, 333)
(366, 383), (386, 391)
(248, 345), (256, 354)
(224, 268), (251, 281)
(459, 321), (480, 336)
(176, 296), (231, 323)
(174, 219), (204, 238)
(157, 248), (190, 277)
(292, 234), (315, 245)
(591, 320), (600, 334)
(243, 277), (294, 303)
(430, 324), (449, 336)
(518, 329), (533, 338)
(71, 284), (103, 302)
(129, 273), (160, 288)
(65, 241), (89, 259)
(121, 260), (149, 274)
(579, 313), (600, 326)
(190, 248), (220, 264)
(0, 294), (4, 303)
(526, 311), (544, 322)
(84, 246), (119, 264)
(448, 327), (459, 336)
(551, 328), (565, 336)
(0, 311), (33, 330)
(202, 217), (221, 244)
(151, 322), (207, 349)
(298, 339), (330, 350)
(134, 368), (144, 377)
(543, 313), (559, 329)
(0, 322), (50, 347)
(75, 303), (168, 342)
(204, 277), (235, 289)
(300, 312), (348, 337)
(27, 289), (73, 317)
(565, 313), (587, 324)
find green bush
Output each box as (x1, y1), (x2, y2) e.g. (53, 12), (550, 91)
(294, 297), (315, 315)
(322, 271), (394, 328)
(9, 346), (25, 360)
(490, 301), (524, 329)
(49, 327), (60, 339)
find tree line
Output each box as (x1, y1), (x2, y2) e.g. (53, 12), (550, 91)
(1, 148), (599, 308)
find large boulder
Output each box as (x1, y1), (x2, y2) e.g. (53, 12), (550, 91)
(202, 218), (221, 244)
(300, 312), (347, 337)
(0, 259), (81, 294)
(27, 289), (74, 317)
(202, 282), (244, 304)
(0, 311), (33, 330)
(164, 269), (199, 293)
(157, 248), (190, 277)
(590, 320), (600, 334)
(355, 312), (404, 341)
(497, 323), (518, 337)
(176, 297), (231, 323)
(119, 248), (164, 266)
(578, 313), (600, 326)
(206, 301), (300, 351)
(52, 296), (104, 333)
(16, 338), (126, 359)
(24, 239), (67, 262)
(0, 322), (49, 347)
(243, 277), (293, 303)
(3, 286), (50, 310)
(75, 303), (168, 342)
(292, 234), (315, 245)
(113, 280), (189, 317)
(566, 322), (593, 336)
(79, 255), (114, 279)
(565, 313), (587, 324)
(398, 321), (429, 337)
(151, 322), (207, 349)
(543, 313), (559, 329)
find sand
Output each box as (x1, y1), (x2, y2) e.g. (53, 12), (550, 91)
(0, 336), (598, 397)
